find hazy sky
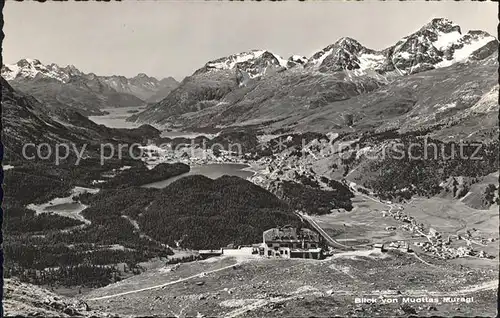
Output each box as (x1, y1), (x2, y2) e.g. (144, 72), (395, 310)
(3, 1), (497, 80)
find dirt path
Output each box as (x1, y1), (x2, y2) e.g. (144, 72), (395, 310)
(450, 279), (498, 295)
(224, 291), (324, 318)
(412, 252), (439, 268)
(121, 215), (173, 251)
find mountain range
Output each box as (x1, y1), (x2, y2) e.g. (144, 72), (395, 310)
(129, 18), (498, 140)
(1, 59), (179, 115)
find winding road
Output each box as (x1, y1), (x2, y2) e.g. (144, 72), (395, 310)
(87, 261), (241, 301)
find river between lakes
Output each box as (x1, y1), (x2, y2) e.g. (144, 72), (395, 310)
(88, 106), (146, 129)
(88, 108), (255, 188)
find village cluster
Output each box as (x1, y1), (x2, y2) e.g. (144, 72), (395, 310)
(380, 205), (495, 260)
(140, 145), (247, 167)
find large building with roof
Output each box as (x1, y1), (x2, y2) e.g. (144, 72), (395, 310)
(260, 226), (324, 259)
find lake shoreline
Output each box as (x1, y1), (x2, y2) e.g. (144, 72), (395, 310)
(142, 162), (256, 188)
(88, 106), (147, 129)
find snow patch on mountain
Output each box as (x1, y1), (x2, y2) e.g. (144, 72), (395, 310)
(308, 46), (335, 68)
(469, 84), (499, 113)
(2, 63), (22, 80)
(271, 52), (289, 68)
(204, 49), (290, 74)
(436, 102), (457, 112)
(357, 53), (386, 71)
(206, 50), (267, 70)
(289, 55), (309, 65)
(433, 31), (462, 50)
(436, 34), (497, 68)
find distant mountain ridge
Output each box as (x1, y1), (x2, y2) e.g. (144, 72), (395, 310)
(141, 76), (180, 103)
(99, 73), (179, 102)
(1, 59), (179, 114)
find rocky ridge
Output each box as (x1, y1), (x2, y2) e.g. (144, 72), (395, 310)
(4, 278), (121, 317)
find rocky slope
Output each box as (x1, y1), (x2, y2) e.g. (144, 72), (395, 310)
(3, 278), (119, 317)
(438, 172), (499, 210)
(290, 52), (499, 139)
(1, 75), (87, 160)
(1, 59), (178, 115)
(1, 76), (161, 163)
(131, 18), (498, 139)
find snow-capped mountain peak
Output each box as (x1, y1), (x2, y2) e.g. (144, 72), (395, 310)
(202, 49), (289, 71)
(126, 73), (161, 89)
(391, 18), (497, 74)
(269, 52), (289, 68)
(18, 58), (42, 66)
(62, 64), (83, 76)
(197, 49), (289, 81)
(134, 72), (153, 79)
(305, 37), (385, 73)
(422, 18), (461, 34)
(1, 59), (82, 83)
(335, 37), (364, 49)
